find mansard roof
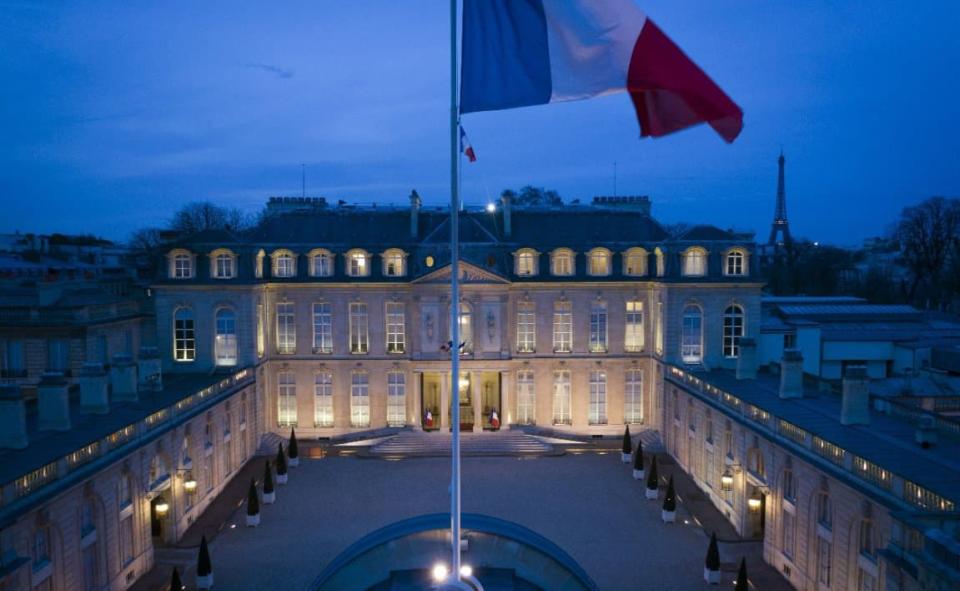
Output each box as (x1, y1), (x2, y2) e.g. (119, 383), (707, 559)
(674, 224), (744, 242)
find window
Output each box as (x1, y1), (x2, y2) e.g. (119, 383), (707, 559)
(624, 248), (648, 276)
(456, 302), (473, 354)
(120, 511), (134, 565)
(514, 248), (538, 276)
(314, 372), (333, 427)
(589, 301), (607, 353)
(551, 248), (574, 276)
(723, 304), (745, 358)
(351, 371), (370, 427)
(817, 537), (832, 587)
(517, 370), (535, 425)
(383, 249), (406, 277)
(174, 308), (195, 361)
(387, 371), (406, 427)
(748, 444), (765, 479)
(277, 372), (297, 427)
(682, 247), (708, 277)
(705, 409), (714, 443)
(346, 250), (370, 277)
(211, 250), (236, 279)
(587, 248), (611, 276)
(783, 466), (797, 502)
(516, 301), (536, 353)
(312, 302), (333, 353)
(588, 370), (607, 425)
(254, 250), (265, 278)
(782, 510), (796, 558)
(47, 338), (69, 372)
(276, 302), (296, 354)
(309, 249), (333, 277)
(655, 301), (664, 355)
(552, 370), (571, 425)
(859, 518), (876, 558)
(681, 305), (703, 363)
(725, 249), (746, 276)
(80, 498), (96, 536)
(552, 300), (572, 353)
(784, 332), (797, 349)
(349, 302), (369, 353)
(256, 302), (265, 358)
(625, 300), (644, 352)
(625, 369), (643, 424)
(386, 302), (405, 353)
(1, 339), (25, 377)
(818, 492), (832, 528)
(723, 420), (733, 458)
(170, 250), (193, 279)
(34, 527), (51, 571)
(272, 250), (297, 278)
(214, 308), (237, 366)
(655, 248), (665, 277)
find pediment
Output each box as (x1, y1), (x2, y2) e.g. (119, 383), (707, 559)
(413, 262), (509, 284)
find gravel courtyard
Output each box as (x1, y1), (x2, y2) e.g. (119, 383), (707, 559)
(206, 450), (719, 590)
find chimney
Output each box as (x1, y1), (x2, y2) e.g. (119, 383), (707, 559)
(137, 346), (163, 393)
(80, 362), (109, 414)
(736, 337), (757, 380)
(501, 192), (512, 237)
(0, 384), (28, 449)
(409, 190), (421, 238)
(779, 349), (804, 399)
(840, 366), (870, 425)
(110, 353), (138, 402)
(38, 371), (71, 431)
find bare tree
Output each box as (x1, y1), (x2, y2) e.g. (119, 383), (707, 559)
(502, 186), (563, 207)
(169, 201), (250, 235)
(897, 196), (960, 304)
(128, 227), (165, 252)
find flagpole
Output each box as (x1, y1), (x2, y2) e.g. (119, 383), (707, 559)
(449, 0), (462, 584)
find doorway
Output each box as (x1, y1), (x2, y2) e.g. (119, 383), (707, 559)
(421, 373), (441, 431)
(479, 372), (502, 430)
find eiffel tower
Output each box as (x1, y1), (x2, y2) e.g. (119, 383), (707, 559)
(767, 151), (792, 249)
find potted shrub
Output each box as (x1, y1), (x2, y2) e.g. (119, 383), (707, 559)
(621, 425), (632, 463)
(704, 532), (721, 584)
(288, 429), (300, 467)
(661, 475), (677, 523)
(276, 443), (288, 484)
(262, 460), (276, 504)
(170, 566), (184, 591)
(734, 557), (748, 591)
(632, 440), (645, 480)
(245, 478), (260, 527)
(196, 535), (213, 589)
(645, 456), (659, 500)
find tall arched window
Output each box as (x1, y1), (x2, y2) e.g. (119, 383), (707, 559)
(308, 249), (334, 277)
(214, 308), (237, 366)
(586, 248), (611, 276)
(682, 247), (708, 277)
(382, 249), (407, 277)
(272, 250), (297, 278)
(80, 497), (100, 590)
(515, 248), (538, 276)
(681, 305), (703, 363)
(725, 249), (747, 276)
(859, 516), (875, 558)
(623, 247), (648, 276)
(817, 490), (832, 528)
(550, 248), (574, 276)
(457, 302), (473, 354)
(723, 304), (745, 358)
(33, 526), (52, 578)
(210, 249), (236, 279)
(173, 308), (195, 362)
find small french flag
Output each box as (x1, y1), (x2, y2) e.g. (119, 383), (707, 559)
(459, 125), (477, 162)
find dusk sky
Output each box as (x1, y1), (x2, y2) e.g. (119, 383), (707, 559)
(1, 1), (958, 246)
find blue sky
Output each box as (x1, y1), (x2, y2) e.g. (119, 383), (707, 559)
(1, 1), (958, 246)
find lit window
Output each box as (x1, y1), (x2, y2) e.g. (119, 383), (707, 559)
(387, 371), (406, 427)
(309, 249), (333, 277)
(272, 250), (297, 278)
(312, 302), (332, 354)
(211, 250), (236, 279)
(277, 371), (297, 427)
(515, 249), (538, 276)
(454, 302), (473, 354)
(347, 250), (370, 277)
(350, 371), (370, 428)
(725, 249), (746, 276)
(624, 248), (648, 276)
(349, 302), (369, 354)
(386, 302), (405, 353)
(624, 369), (643, 424)
(589, 301), (607, 353)
(314, 372), (333, 428)
(516, 370), (535, 425)
(170, 250), (193, 279)
(625, 300), (644, 352)
(587, 248), (611, 276)
(655, 301), (664, 355)
(516, 301), (536, 353)
(655, 248), (665, 277)
(551, 248), (574, 276)
(682, 247), (708, 277)
(276, 302), (296, 354)
(383, 249), (406, 277)
(588, 370), (607, 425)
(723, 304), (745, 358)
(254, 250), (265, 278)
(552, 300), (572, 353)
(214, 308), (237, 366)
(681, 305), (703, 363)
(552, 370), (571, 425)
(174, 308), (195, 362)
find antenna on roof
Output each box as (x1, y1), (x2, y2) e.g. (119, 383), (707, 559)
(301, 164), (306, 198)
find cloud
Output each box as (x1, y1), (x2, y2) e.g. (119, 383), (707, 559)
(245, 62), (294, 79)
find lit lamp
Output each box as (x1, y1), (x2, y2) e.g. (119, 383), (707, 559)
(432, 563), (449, 583)
(183, 474), (198, 494)
(458, 378), (470, 389)
(460, 565), (473, 578)
(155, 497), (170, 517)
(748, 491), (763, 512)
(720, 469), (734, 491)
(485, 202), (496, 213)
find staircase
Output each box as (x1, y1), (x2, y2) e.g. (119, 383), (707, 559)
(368, 431), (554, 458)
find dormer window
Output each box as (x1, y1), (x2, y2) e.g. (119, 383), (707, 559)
(725, 248), (747, 276)
(210, 249), (236, 279)
(382, 249), (407, 277)
(655, 247), (665, 277)
(308, 249), (334, 277)
(168, 249), (194, 279)
(587, 248), (611, 276)
(271, 250), (297, 278)
(550, 248), (574, 276)
(514, 248), (538, 276)
(254, 249), (265, 278)
(623, 247), (648, 276)
(346, 250), (370, 277)
(681, 247), (708, 277)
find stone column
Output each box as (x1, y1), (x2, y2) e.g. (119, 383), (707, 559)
(411, 371), (422, 431)
(472, 373), (482, 432)
(500, 371), (511, 429)
(440, 373), (450, 430)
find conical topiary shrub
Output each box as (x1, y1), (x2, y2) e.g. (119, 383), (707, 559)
(288, 428), (300, 467)
(704, 532), (721, 584)
(170, 566), (184, 591)
(662, 475), (677, 522)
(645, 456), (659, 500)
(734, 557), (748, 591)
(196, 534), (213, 589)
(262, 460), (276, 504)
(245, 477), (260, 527)
(632, 440), (645, 480)
(276, 443), (288, 484)
(621, 425), (632, 462)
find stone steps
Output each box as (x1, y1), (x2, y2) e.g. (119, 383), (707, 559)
(368, 431), (554, 457)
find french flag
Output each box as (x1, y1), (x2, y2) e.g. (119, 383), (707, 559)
(460, 0), (743, 143)
(459, 125), (477, 162)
